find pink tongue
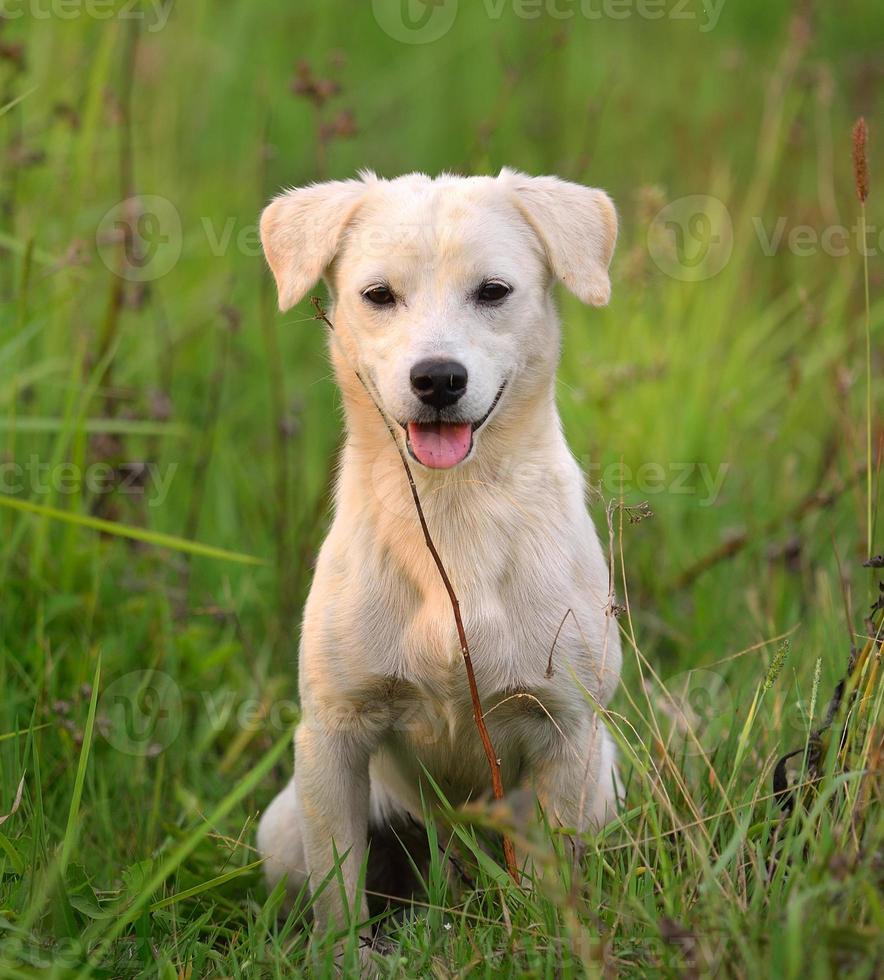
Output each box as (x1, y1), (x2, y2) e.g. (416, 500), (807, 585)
(407, 422), (472, 468)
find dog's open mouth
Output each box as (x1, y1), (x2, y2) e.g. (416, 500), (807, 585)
(405, 382), (507, 469)
(406, 421), (473, 469)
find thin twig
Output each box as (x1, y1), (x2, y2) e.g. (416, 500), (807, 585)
(545, 607), (573, 678)
(310, 296), (520, 884)
(852, 116), (873, 559)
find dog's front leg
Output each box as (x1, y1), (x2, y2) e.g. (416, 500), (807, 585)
(533, 717), (620, 834)
(295, 718), (372, 938)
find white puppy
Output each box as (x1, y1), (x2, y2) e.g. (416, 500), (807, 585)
(256, 169), (622, 935)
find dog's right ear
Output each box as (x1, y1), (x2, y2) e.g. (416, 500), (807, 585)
(259, 177), (371, 312)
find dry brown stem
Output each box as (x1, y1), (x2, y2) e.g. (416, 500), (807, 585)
(311, 296), (520, 884)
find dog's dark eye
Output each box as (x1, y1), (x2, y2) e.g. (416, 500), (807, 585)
(476, 280), (511, 304)
(362, 284), (395, 306)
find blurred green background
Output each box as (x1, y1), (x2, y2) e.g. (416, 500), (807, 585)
(0, 0), (881, 975)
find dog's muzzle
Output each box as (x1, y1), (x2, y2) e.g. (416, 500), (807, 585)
(403, 381), (507, 469)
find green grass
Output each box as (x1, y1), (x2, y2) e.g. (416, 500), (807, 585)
(0, 1), (882, 976)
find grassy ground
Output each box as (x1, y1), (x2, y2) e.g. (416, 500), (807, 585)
(0, 1), (882, 976)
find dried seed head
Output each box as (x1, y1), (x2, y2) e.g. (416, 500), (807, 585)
(853, 117), (870, 204)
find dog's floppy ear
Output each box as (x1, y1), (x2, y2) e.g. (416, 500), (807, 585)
(501, 169), (617, 306)
(260, 176), (372, 311)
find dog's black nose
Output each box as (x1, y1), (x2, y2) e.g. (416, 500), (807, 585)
(410, 358), (468, 409)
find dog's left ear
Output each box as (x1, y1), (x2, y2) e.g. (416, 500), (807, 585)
(501, 169), (617, 306)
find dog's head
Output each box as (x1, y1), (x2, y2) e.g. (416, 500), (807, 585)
(260, 170), (616, 469)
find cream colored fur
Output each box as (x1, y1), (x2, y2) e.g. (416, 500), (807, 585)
(256, 169), (622, 937)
